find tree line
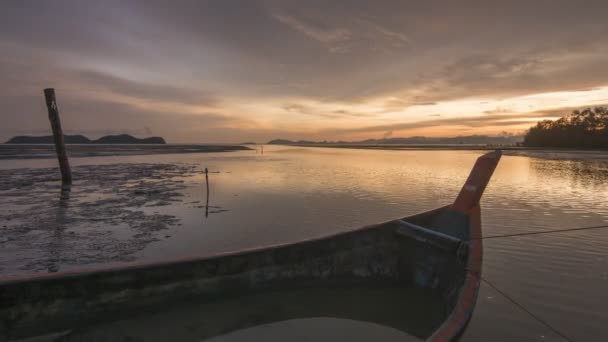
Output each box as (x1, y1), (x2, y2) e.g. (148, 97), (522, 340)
(523, 107), (608, 148)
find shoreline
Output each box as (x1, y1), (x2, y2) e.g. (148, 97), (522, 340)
(270, 144), (608, 160)
(272, 143), (523, 151)
(0, 144), (252, 160)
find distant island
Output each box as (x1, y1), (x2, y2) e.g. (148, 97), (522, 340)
(523, 107), (608, 148)
(5, 134), (166, 145)
(268, 134), (523, 146)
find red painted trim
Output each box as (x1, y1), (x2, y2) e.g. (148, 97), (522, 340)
(453, 150), (501, 213)
(428, 151), (500, 341)
(428, 206), (482, 342)
(427, 150), (502, 342)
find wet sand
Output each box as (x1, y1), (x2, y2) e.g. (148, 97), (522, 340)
(0, 163), (201, 273)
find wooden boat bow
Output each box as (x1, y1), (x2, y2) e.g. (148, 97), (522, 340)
(429, 150), (502, 341)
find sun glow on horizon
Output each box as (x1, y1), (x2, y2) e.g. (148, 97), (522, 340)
(202, 87), (608, 141)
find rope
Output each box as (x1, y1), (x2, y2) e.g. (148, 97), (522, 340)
(475, 224), (608, 240)
(470, 223), (608, 340)
(481, 276), (575, 341)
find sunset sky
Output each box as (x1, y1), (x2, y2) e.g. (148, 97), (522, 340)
(1, 0), (608, 143)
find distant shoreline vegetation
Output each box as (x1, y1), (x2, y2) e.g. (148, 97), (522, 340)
(5, 134), (166, 145)
(268, 134), (523, 146)
(523, 107), (608, 149)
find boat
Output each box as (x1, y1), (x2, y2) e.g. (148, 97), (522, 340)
(0, 150), (501, 342)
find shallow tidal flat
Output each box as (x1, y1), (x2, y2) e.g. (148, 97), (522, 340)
(0, 163), (206, 273)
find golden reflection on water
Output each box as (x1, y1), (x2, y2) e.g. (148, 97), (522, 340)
(190, 146), (608, 221)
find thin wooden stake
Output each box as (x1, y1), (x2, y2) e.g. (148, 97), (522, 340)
(205, 168), (209, 218)
(44, 88), (72, 184)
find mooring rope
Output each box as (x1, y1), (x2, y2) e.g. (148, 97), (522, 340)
(474, 224), (608, 240)
(481, 276), (575, 342)
(466, 223), (608, 340)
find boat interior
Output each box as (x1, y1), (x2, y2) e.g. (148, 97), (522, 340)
(2, 205), (473, 341)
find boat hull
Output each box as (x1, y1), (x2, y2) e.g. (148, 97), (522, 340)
(0, 206), (472, 341)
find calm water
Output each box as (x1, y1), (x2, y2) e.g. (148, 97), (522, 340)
(1, 146), (607, 341)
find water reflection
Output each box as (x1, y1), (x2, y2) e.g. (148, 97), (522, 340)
(47, 184), (71, 273)
(205, 167), (210, 218)
(530, 157), (608, 188)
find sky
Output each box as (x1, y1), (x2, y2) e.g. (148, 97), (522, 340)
(1, 0), (608, 143)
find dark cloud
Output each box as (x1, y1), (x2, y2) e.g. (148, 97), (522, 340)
(525, 105), (608, 119)
(382, 130), (393, 139)
(5, 0), (605, 101)
(281, 103), (374, 118)
(483, 107), (512, 115)
(329, 110), (570, 135)
(72, 70), (217, 107)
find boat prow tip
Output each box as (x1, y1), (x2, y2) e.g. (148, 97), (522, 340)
(452, 150), (502, 213)
(481, 149), (502, 159)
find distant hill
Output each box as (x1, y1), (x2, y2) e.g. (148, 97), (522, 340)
(93, 134), (165, 144)
(268, 134), (523, 146)
(5, 134), (166, 144)
(267, 139), (299, 145)
(5, 135), (91, 144)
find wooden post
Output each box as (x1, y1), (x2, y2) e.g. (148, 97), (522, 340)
(204, 168), (209, 218)
(205, 168), (209, 193)
(44, 88), (72, 184)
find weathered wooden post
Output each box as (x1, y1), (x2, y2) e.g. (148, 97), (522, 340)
(44, 88), (72, 184)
